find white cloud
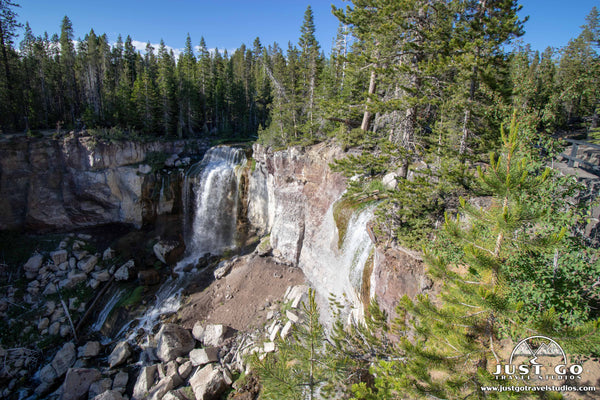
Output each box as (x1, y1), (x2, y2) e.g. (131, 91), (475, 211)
(131, 40), (182, 58)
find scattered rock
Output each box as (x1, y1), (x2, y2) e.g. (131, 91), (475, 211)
(286, 310), (300, 323)
(112, 371), (128, 392)
(92, 270), (111, 282)
(78, 255), (98, 273)
(114, 260), (134, 281)
(73, 250), (89, 261)
(39, 363), (57, 384)
(202, 324), (233, 347)
(189, 364), (227, 400)
(263, 342), (275, 353)
(138, 269), (161, 286)
(52, 342), (76, 377)
(213, 257), (237, 280)
(77, 341), (101, 358)
(156, 324), (195, 362)
(382, 172), (399, 190)
(147, 374), (183, 400)
(92, 390), (124, 400)
(43, 282), (58, 295)
(255, 236), (273, 257)
(177, 361), (193, 380)
(192, 322), (204, 341)
(60, 271), (87, 289)
(50, 250), (69, 265)
(61, 368), (101, 400)
(280, 321), (293, 339)
(132, 364), (158, 400)
(49, 321), (61, 336)
(189, 347), (219, 367)
(23, 254), (43, 278)
(102, 247), (115, 261)
(108, 341), (132, 369)
(60, 324), (72, 337)
(38, 317), (50, 331)
(89, 378), (113, 399)
(153, 240), (184, 265)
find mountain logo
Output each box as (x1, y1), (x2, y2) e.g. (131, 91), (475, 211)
(509, 336), (567, 365)
(493, 335), (583, 379)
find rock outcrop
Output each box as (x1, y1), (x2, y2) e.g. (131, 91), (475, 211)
(0, 135), (207, 230)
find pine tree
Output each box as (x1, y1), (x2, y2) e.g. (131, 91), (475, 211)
(251, 289), (355, 400)
(59, 15), (77, 126)
(157, 39), (177, 137)
(351, 117), (600, 399)
(0, 0), (21, 130)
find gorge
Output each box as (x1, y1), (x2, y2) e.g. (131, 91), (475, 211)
(0, 134), (429, 399)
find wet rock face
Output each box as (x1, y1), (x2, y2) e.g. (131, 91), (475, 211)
(0, 135), (207, 231)
(248, 143), (347, 266)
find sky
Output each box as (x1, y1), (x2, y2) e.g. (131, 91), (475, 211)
(15, 0), (600, 57)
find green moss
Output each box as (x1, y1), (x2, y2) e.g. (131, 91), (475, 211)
(117, 286), (144, 308)
(332, 198), (361, 248)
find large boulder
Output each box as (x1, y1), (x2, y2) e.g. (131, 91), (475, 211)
(50, 250), (68, 265)
(60, 368), (101, 400)
(132, 365), (158, 400)
(189, 364), (227, 400)
(202, 324), (234, 347)
(77, 255), (98, 273)
(153, 240), (184, 265)
(92, 390), (124, 400)
(156, 324), (195, 362)
(189, 347), (219, 367)
(52, 342), (76, 377)
(108, 341), (131, 369)
(114, 260), (134, 281)
(23, 254), (44, 278)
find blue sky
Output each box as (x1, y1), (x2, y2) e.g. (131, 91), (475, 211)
(16, 1), (599, 56)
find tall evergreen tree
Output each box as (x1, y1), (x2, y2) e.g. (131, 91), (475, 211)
(0, 0), (21, 130)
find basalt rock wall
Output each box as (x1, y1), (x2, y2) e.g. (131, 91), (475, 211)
(0, 135), (207, 231)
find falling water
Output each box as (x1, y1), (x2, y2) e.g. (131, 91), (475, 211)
(183, 146), (246, 259)
(90, 288), (125, 333)
(121, 146), (246, 340)
(300, 200), (375, 325)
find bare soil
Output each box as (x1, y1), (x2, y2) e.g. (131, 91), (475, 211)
(177, 254), (305, 332)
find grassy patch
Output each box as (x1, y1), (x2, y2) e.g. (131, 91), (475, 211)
(117, 286), (144, 308)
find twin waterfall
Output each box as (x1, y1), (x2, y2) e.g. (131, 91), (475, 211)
(98, 145), (376, 340)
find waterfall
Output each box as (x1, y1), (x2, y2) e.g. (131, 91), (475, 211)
(300, 200), (375, 325)
(119, 146), (246, 340)
(183, 146), (246, 259)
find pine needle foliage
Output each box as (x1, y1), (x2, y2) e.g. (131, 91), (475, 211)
(251, 289), (356, 400)
(350, 117), (600, 400)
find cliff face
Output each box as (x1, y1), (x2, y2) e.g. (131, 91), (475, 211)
(247, 142), (427, 318)
(0, 135), (207, 231)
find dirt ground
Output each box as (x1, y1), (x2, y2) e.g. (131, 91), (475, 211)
(177, 254), (305, 332)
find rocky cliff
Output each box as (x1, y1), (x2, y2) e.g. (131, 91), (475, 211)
(0, 135), (207, 231)
(247, 142), (428, 319)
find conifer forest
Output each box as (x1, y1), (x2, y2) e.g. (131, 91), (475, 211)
(1, 0), (600, 399)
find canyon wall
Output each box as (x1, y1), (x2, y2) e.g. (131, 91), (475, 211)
(247, 142), (427, 318)
(0, 134), (207, 231)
